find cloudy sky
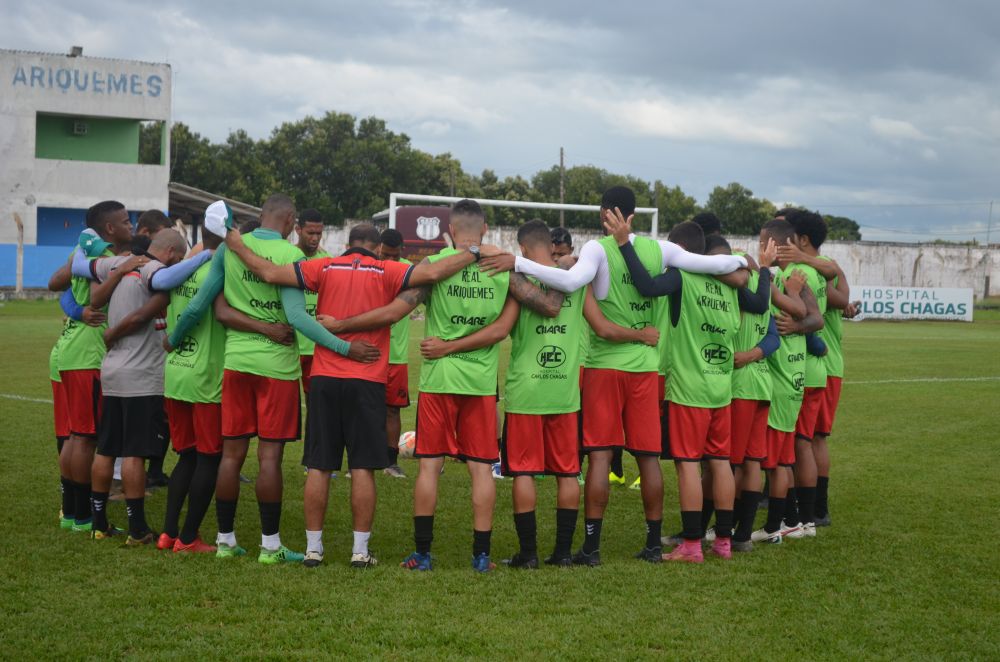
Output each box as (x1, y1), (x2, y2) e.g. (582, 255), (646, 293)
(5, 0), (1000, 241)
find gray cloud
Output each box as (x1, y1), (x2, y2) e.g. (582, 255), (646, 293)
(3, 0), (999, 242)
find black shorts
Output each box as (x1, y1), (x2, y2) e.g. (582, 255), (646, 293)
(97, 395), (168, 459)
(303, 376), (388, 472)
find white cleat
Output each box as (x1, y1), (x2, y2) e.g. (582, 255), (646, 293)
(750, 528), (783, 544)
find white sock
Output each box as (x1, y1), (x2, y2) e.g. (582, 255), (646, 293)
(217, 531), (237, 547)
(352, 530), (371, 556)
(261, 532), (281, 551)
(306, 530), (324, 555)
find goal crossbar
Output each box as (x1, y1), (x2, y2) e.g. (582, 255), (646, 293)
(388, 193), (660, 238)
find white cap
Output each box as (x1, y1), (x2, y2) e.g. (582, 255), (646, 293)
(203, 200), (233, 238)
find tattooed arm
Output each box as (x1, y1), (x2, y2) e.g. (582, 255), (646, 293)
(507, 272), (565, 318)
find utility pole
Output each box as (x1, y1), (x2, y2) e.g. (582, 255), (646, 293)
(449, 164), (455, 197)
(559, 146), (565, 227)
(986, 200), (994, 299)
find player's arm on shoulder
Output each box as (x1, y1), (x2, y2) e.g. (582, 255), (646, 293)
(281, 287), (353, 357)
(103, 292), (169, 348)
(507, 240), (601, 293)
(619, 242), (681, 298)
(407, 251), (476, 287)
(319, 286), (429, 335)
(88, 255), (150, 309)
(826, 263), (850, 310)
(149, 250), (213, 291)
(48, 259), (72, 292)
(736, 267), (771, 314)
(582, 285), (659, 346)
(714, 268), (750, 290)
(660, 240), (747, 274)
(222, 228), (299, 286)
(508, 272), (564, 318)
(776, 286), (824, 336)
(421, 296), (520, 360)
(771, 272), (807, 320)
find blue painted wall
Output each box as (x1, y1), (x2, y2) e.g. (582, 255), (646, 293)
(0, 245), (75, 288)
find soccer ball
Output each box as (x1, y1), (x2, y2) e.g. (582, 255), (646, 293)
(398, 431), (416, 459)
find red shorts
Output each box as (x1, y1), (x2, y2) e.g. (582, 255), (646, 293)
(59, 369), (102, 438)
(795, 387), (826, 440)
(668, 402), (731, 461)
(581, 368), (660, 455)
(165, 398), (223, 455)
(416, 392), (498, 463)
(815, 376), (842, 436)
(51, 380), (71, 441)
(729, 399), (769, 465)
(763, 426), (796, 470)
(385, 363), (410, 408)
(502, 412), (580, 476)
(300, 354), (314, 394)
(221, 370), (301, 442)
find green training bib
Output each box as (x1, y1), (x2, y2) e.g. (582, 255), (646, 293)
(504, 281), (586, 415)
(389, 258), (413, 365)
(818, 256), (844, 378)
(790, 262), (828, 388)
(731, 267), (773, 401)
(56, 248), (115, 372)
(296, 248), (331, 357)
(419, 248), (509, 396)
(165, 261), (226, 403)
(766, 267), (806, 432)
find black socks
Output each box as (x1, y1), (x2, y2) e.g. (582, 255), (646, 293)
(680, 510), (701, 541)
(714, 509), (734, 539)
(582, 518), (603, 553)
(816, 476), (830, 518)
(216, 499), (238, 535)
(258, 501), (281, 537)
(125, 497), (149, 538)
(473, 529), (492, 557)
(514, 511), (537, 557)
(645, 519), (662, 549)
(735, 490), (763, 542)
(162, 450), (197, 538)
(797, 486), (816, 525)
(414, 515), (434, 554)
(553, 508), (578, 558)
(90, 490), (109, 532)
(60, 477), (75, 521)
(179, 453), (221, 545)
(700, 499), (715, 536)
(765, 497), (786, 533)
(387, 446), (399, 465)
(74, 482), (92, 524)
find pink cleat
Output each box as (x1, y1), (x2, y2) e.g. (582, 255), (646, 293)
(662, 539), (704, 563)
(710, 537), (732, 559)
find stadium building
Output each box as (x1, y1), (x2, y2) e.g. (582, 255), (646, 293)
(0, 47), (171, 286)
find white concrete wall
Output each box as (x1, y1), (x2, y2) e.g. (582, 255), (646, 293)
(0, 50), (171, 244)
(317, 223), (999, 298)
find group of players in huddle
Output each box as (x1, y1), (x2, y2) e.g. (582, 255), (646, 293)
(47, 184), (854, 571)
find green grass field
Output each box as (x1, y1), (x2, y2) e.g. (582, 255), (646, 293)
(1, 300), (998, 659)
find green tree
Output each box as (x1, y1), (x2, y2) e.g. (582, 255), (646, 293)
(704, 182), (774, 235)
(654, 181), (700, 230)
(824, 214), (862, 241)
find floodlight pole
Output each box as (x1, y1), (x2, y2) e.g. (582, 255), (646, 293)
(387, 192), (659, 239)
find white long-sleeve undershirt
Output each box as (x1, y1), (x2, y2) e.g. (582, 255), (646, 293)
(514, 235), (747, 299)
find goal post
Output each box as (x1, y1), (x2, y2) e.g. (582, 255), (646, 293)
(388, 192), (660, 239)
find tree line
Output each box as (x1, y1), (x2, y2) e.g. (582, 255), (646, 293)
(141, 112), (861, 239)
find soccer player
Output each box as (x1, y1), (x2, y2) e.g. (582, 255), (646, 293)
(751, 219), (824, 544)
(379, 228), (412, 478)
(135, 209), (175, 239)
(482, 187), (748, 565)
(50, 202), (134, 534)
(294, 209), (330, 394)
(158, 206), (268, 553)
(606, 215), (749, 562)
(166, 194), (367, 564)
(774, 210), (828, 537)
(83, 229), (196, 543)
(550, 226), (574, 261)
(225, 216), (508, 568)
(777, 214), (851, 526)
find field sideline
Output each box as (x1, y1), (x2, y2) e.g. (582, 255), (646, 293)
(1, 300), (997, 659)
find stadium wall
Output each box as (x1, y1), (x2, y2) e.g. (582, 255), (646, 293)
(317, 224), (999, 298)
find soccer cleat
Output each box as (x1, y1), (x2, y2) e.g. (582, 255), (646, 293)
(704, 528), (717, 543)
(544, 553), (573, 567)
(125, 531), (157, 547)
(576, 474), (585, 487)
(91, 524), (124, 540)
(571, 548), (602, 567)
(662, 540), (704, 563)
(502, 552), (539, 569)
(814, 513), (832, 527)
(472, 552), (496, 573)
(146, 474), (169, 489)
(302, 551), (324, 568)
(757, 496), (769, 510)
(800, 522), (817, 538)
(351, 552), (379, 569)
(661, 532), (685, 547)
(258, 546), (305, 565)
(72, 520), (93, 533)
(750, 528), (783, 544)
(345, 471), (352, 479)
(238, 473), (253, 484)
(60, 516), (75, 531)
(634, 546), (663, 563)
(216, 542), (247, 559)
(781, 522), (805, 539)
(732, 540), (754, 553)
(629, 476), (642, 491)
(490, 463), (505, 480)
(173, 537), (216, 554)
(156, 533), (177, 551)
(400, 551), (432, 571)
(608, 472), (626, 486)
(384, 464), (407, 478)
(710, 537), (732, 560)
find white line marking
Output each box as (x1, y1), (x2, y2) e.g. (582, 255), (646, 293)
(0, 393), (53, 404)
(846, 376), (1000, 385)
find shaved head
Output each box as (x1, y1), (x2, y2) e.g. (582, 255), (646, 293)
(260, 193), (297, 238)
(150, 228), (187, 254)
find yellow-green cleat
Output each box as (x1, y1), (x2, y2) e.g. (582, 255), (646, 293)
(216, 542), (247, 559)
(258, 545), (305, 565)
